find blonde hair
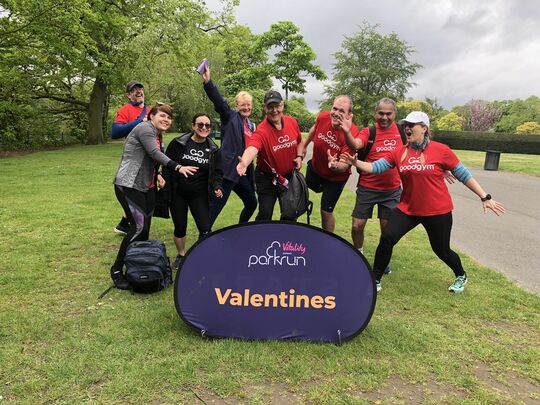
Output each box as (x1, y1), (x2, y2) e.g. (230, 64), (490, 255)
(235, 91), (253, 105)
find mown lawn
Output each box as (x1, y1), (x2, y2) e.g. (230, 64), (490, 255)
(0, 141), (539, 404)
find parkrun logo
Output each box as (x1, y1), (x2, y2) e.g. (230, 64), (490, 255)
(182, 148), (209, 164)
(248, 241), (307, 268)
(400, 156), (435, 172)
(317, 131), (340, 151)
(273, 134), (298, 151)
(375, 139), (398, 152)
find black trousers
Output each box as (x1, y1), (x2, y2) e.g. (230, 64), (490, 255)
(254, 169), (295, 221)
(112, 185), (155, 272)
(373, 209), (465, 281)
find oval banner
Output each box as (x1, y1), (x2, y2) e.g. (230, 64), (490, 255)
(174, 221), (376, 343)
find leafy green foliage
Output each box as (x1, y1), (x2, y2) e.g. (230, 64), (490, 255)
(396, 100), (433, 120)
(324, 22), (421, 126)
(437, 112), (464, 131)
(284, 96), (316, 131)
(256, 21), (326, 99)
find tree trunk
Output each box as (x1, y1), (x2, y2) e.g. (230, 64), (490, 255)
(87, 76), (108, 145)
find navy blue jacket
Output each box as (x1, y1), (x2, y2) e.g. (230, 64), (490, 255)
(204, 80), (254, 183)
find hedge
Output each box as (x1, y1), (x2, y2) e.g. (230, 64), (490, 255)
(431, 131), (540, 155)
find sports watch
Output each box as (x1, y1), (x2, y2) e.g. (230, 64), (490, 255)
(480, 194), (492, 202)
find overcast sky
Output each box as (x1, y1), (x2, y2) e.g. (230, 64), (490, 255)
(207, 0), (540, 111)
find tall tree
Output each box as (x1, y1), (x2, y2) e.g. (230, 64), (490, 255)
(324, 22), (421, 126)
(0, 0), (212, 145)
(466, 100), (501, 131)
(256, 21), (326, 100)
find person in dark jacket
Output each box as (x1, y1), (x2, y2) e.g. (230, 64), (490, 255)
(111, 103), (183, 289)
(202, 66), (257, 226)
(163, 113), (224, 269)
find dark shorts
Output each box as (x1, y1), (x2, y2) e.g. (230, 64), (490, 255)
(352, 185), (401, 220)
(306, 160), (347, 213)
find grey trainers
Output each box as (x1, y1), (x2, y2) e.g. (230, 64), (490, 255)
(448, 273), (468, 293)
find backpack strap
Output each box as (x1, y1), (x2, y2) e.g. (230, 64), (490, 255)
(358, 126), (377, 161)
(396, 122), (407, 145)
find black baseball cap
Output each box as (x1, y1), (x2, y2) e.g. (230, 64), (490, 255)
(263, 90), (283, 105)
(126, 80), (144, 92)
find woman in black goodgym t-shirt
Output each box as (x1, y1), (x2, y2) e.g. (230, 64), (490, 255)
(163, 113), (223, 269)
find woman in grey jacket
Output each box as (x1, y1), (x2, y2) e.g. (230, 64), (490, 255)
(111, 103), (182, 289)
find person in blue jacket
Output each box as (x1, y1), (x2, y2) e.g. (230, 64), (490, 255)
(202, 66), (257, 226)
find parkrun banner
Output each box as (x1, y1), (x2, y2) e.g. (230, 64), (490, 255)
(174, 222), (376, 344)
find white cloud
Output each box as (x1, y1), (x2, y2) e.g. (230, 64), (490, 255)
(206, 0), (540, 110)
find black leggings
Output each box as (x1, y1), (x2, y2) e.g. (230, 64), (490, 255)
(170, 192), (210, 239)
(373, 209), (465, 281)
(112, 185), (155, 271)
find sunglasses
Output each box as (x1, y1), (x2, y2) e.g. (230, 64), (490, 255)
(195, 122), (212, 130)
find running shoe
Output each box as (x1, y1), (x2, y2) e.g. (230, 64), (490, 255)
(375, 280), (382, 292)
(384, 265), (392, 274)
(110, 267), (129, 290)
(448, 273), (468, 293)
(172, 255), (185, 270)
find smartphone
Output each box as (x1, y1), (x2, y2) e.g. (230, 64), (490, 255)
(196, 59), (209, 75)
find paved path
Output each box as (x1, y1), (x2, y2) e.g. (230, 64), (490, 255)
(342, 165), (540, 295)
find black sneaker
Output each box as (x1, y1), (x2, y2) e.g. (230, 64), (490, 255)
(114, 222), (130, 235)
(110, 267), (129, 290)
(172, 255), (185, 270)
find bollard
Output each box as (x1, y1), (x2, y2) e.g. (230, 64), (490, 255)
(484, 150), (501, 171)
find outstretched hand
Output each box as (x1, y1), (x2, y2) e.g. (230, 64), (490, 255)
(339, 151), (357, 166)
(236, 156), (247, 176)
(327, 149), (340, 170)
(483, 199), (505, 216)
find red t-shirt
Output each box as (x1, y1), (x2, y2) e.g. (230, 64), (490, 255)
(248, 115), (302, 176)
(114, 103), (146, 124)
(384, 141), (460, 216)
(357, 123), (403, 190)
(311, 112), (359, 182)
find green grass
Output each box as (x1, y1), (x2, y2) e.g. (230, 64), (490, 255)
(455, 149), (540, 176)
(1, 141), (539, 404)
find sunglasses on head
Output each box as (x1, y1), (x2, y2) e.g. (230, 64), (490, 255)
(196, 122), (212, 129)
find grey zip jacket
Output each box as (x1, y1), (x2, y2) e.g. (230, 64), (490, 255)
(114, 121), (179, 192)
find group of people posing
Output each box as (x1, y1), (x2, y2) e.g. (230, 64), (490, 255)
(109, 70), (505, 293)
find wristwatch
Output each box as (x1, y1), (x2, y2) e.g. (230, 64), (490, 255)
(480, 194), (492, 202)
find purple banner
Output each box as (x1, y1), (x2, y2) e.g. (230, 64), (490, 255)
(174, 222), (376, 343)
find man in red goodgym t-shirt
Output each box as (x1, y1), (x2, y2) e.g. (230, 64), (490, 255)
(236, 90), (304, 221)
(302, 95), (361, 232)
(342, 98), (403, 274)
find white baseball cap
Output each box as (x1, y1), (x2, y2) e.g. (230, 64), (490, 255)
(400, 111), (430, 128)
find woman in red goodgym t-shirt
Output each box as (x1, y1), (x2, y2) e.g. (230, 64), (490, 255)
(340, 111), (505, 294)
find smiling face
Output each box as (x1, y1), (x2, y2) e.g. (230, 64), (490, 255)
(330, 96), (352, 127)
(375, 102), (396, 129)
(264, 102), (284, 126)
(235, 93), (253, 118)
(127, 86), (144, 105)
(403, 122), (427, 144)
(150, 111), (172, 132)
(192, 115), (212, 141)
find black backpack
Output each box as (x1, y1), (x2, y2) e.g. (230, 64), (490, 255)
(124, 240), (173, 293)
(279, 170), (313, 223)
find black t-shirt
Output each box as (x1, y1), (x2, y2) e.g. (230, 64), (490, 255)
(176, 137), (211, 195)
